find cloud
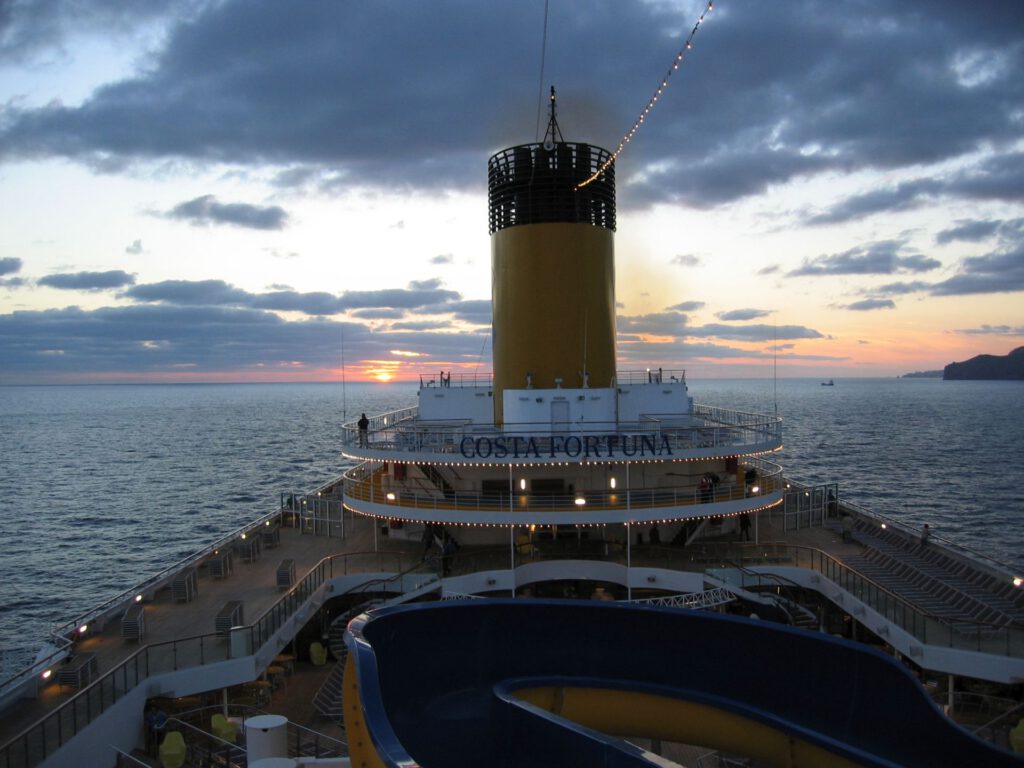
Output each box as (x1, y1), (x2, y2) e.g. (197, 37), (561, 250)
(38, 270), (136, 290)
(0, 2), (1021, 208)
(685, 323), (824, 342)
(617, 312), (687, 337)
(757, 265), (780, 276)
(953, 324), (1024, 336)
(118, 277), (467, 317)
(716, 308), (772, 322)
(125, 239), (144, 254)
(0, 257), (24, 276)
(805, 180), (942, 226)
(843, 298), (896, 311)
(806, 153), (1024, 226)
(430, 254), (454, 265)
(930, 247), (1024, 296)
(123, 279), (252, 306)
(165, 195), (288, 230)
(788, 241), (941, 277)
(667, 301), (704, 312)
(670, 254), (700, 267)
(0, 302), (489, 379)
(867, 281), (931, 296)
(935, 220), (1002, 245)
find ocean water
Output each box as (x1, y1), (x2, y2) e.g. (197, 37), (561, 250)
(1, 378), (1021, 651)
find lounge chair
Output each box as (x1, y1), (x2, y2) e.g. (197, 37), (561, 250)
(159, 731), (186, 768)
(310, 641), (328, 666)
(211, 713), (237, 742)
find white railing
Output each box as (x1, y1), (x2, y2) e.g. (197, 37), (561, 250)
(342, 404), (781, 461)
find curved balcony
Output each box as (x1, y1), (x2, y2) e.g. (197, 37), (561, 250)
(343, 404), (782, 466)
(342, 459), (783, 526)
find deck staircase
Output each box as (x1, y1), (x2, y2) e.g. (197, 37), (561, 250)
(840, 520), (1024, 628)
(312, 602), (379, 721)
(417, 463), (454, 495)
(312, 582), (441, 722)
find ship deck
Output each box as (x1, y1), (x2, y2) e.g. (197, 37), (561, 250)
(1, 504), (1021, 757)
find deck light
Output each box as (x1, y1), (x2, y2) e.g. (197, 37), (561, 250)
(135, 594), (143, 603)
(880, 523), (887, 530)
(751, 485), (760, 494)
(519, 479), (526, 491)
(609, 477), (617, 489)
(1014, 577), (1022, 588)
(241, 532), (246, 539)
(41, 669), (52, 680)
(79, 625), (88, 635)
(575, 496), (586, 506)
(386, 492), (396, 501)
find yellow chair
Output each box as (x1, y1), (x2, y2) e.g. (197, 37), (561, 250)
(309, 641), (328, 666)
(211, 713), (237, 743)
(158, 731), (186, 768)
(1010, 717), (1024, 753)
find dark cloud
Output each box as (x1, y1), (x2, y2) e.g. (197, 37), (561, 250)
(351, 308), (406, 320)
(38, 270), (135, 290)
(616, 337), (844, 365)
(118, 278), (463, 315)
(954, 324), (1024, 336)
(667, 301), (704, 312)
(930, 247), (1024, 296)
(165, 195), (288, 230)
(0, 1), (192, 64)
(757, 265), (780, 276)
(716, 308), (772, 322)
(935, 220), (1002, 245)
(0, 1), (1020, 207)
(123, 279), (251, 306)
(0, 257), (23, 275)
(685, 323), (824, 342)
(0, 301), (490, 379)
(788, 241), (940, 277)
(805, 180), (942, 226)
(843, 298), (896, 311)
(806, 154), (1024, 226)
(0, 277), (27, 288)
(867, 281), (931, 296)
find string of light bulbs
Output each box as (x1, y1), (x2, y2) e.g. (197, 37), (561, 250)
(577, 0), (714, 189)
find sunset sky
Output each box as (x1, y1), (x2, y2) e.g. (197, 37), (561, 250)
(1, 0), (1022, 384)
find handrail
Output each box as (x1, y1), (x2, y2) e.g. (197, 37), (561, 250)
(50, 507), (287, 644)
(341, 403), (783, 457)
(0, 511), (295, 715)
(0, 548), (415, 768)
(343, 460), (784, 515)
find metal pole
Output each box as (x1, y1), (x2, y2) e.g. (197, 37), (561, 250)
(626, 522), (632, 601)
(510, 527), (516, 598)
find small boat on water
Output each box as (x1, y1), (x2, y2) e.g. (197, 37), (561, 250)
(2, 102), (1022, 768)
(822, 379), (835, 386)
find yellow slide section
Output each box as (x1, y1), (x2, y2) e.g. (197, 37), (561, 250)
(516, 685), (862, 768)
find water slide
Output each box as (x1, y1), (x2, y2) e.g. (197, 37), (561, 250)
(343, 599), (1021, 767)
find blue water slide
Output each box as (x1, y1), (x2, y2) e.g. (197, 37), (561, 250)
(346, 599), (1022, 767)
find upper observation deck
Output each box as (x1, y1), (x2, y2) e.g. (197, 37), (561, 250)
(342, 402), (782, 466)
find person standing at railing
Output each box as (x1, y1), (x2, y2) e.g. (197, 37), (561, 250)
(358, 413), (369, 447)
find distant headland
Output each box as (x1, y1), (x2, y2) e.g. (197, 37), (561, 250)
(901, 370), (942, 379)
(943, 346), (1024, 380)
